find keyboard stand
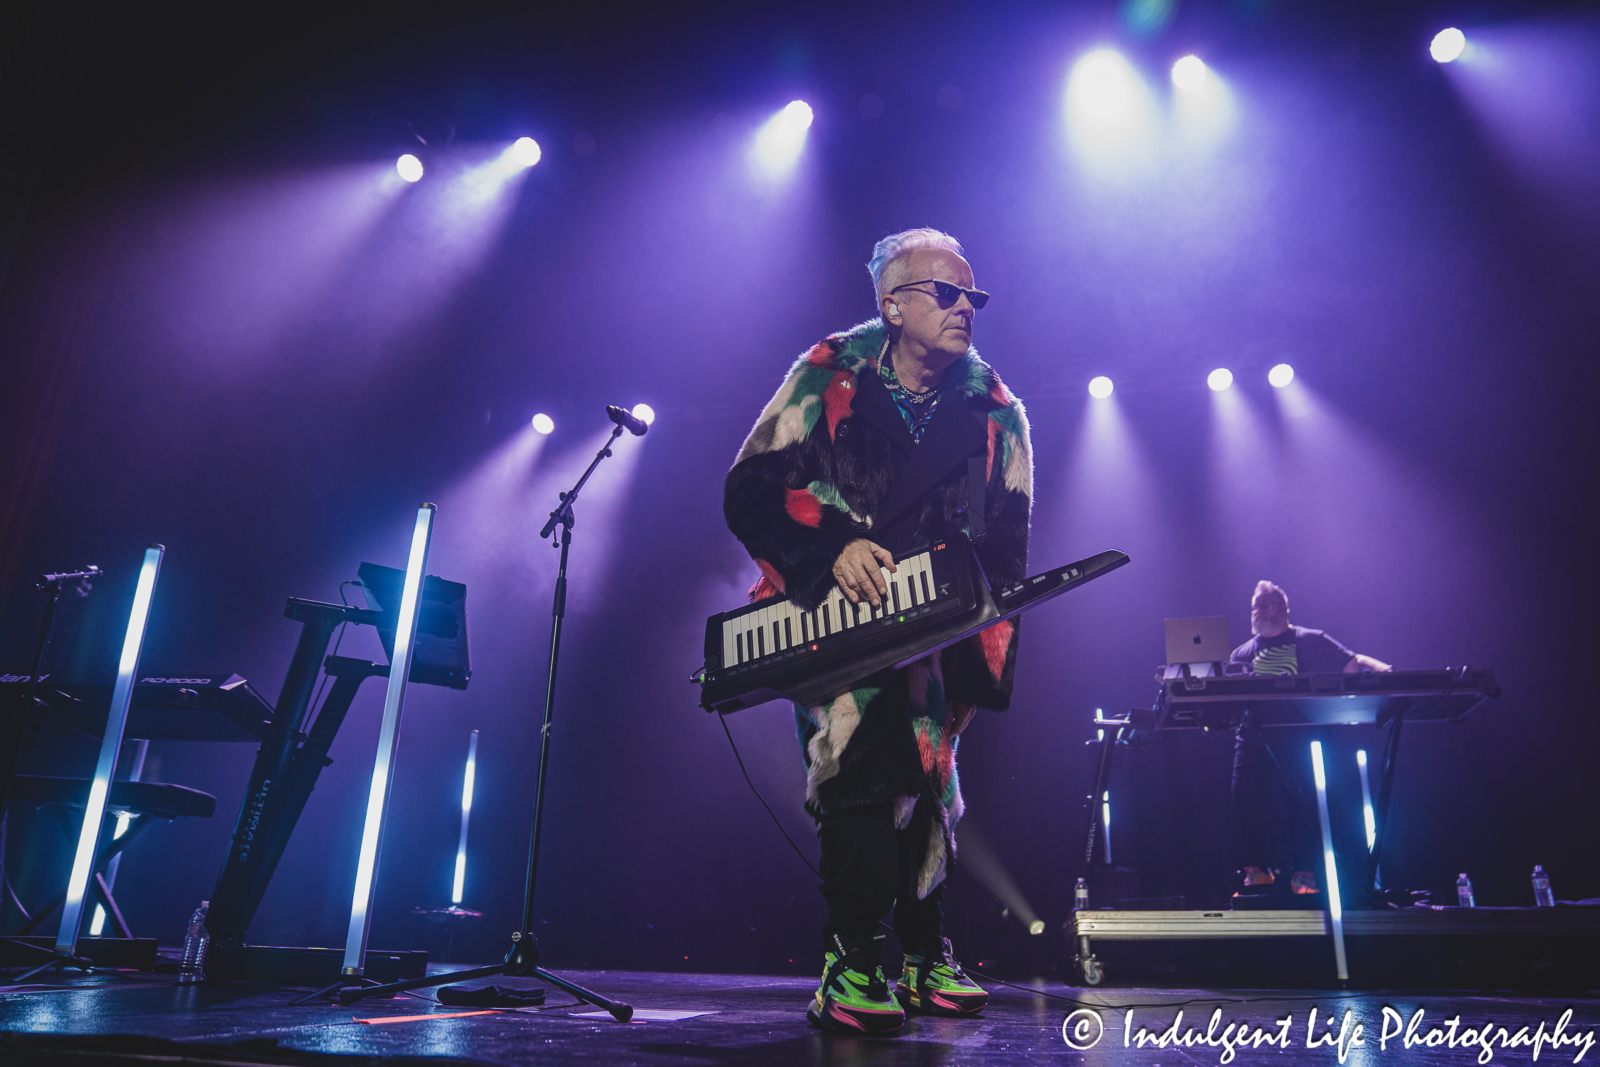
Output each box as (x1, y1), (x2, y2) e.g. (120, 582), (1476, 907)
(205, 600), (389, 950)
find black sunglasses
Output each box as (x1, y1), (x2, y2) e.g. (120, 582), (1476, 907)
(890, 279), (990, 310)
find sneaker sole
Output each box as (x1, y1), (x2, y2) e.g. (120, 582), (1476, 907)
(896, 987), (988, 1017)
(808, 1000), (906, 1035)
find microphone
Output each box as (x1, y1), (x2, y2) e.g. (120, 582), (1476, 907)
(38, 565), (102, 589)
(606, 404), (648, 436)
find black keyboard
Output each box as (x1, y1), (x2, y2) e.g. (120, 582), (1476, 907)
(1141, 667), (1501, 730)
(0, 673), (274, 741)
(697, 543), (1129, 712)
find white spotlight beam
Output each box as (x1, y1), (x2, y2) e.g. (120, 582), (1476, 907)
(342, 504), (436, 977)
(1309, 741), (1349, 982)
(56, 545), (164, 957)
(452, 730), (479, 905)
(751, 100), (814, 176)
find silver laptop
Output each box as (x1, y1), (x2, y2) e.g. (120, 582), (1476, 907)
(1164, 616), (1232, 665)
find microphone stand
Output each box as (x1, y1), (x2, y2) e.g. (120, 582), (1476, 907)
(335, 424), (632, 1020)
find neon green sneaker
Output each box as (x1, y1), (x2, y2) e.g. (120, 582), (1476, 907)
(806, 934), (906, 1035)
(896, 937), (988, 1016)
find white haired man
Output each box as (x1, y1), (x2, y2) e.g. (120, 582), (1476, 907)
(1229, 580), (1391, 892)
(723, 228), (1032, 1034)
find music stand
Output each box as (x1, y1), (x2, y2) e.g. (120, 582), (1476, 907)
(356, 565), (472, 691)
(334, 422), (634, 1020)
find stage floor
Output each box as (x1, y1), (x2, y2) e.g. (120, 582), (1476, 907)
(2, 966), (1597, 1065)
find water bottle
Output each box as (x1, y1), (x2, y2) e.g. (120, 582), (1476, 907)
(1075, 878), (1089, 911)
(1532, 866), (1554, 908)
(178, 901), (210, 983)
(1456, 873), (1475, 908)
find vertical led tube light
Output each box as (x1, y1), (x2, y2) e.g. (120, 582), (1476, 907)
(91, 739), (150, 936)
(56, 545), (164, 956)
(342, 504), (436, 976)
(451, 730), (479, 905)
(1309, 741), (1349, 982)
(1356, 750), (1376, 851)
(1101, 791), (1112, 866)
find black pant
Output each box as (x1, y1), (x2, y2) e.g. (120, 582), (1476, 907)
(817, 803), (944, 957)
(1232, 727), (1319, 874)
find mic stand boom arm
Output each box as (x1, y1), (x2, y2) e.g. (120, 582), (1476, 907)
(334, 422), (632, 1021)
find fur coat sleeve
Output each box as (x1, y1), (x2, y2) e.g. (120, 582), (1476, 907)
(723, 318), (1033, 710)
(721, 362), (872, 611)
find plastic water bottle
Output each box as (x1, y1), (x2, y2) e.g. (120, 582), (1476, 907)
(178, 901), (210, 983)
(1075, 878), (1089, 911)
(1456, 874), (1475, 908)
(1532, 866), (1554, 908)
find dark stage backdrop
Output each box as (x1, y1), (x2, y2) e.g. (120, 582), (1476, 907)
(2, 1), (1596, 972)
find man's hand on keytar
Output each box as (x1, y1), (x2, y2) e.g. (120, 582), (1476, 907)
(832, 539), (897, 607)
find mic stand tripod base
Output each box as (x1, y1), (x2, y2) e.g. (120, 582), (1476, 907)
(287, 973), (387, 1007)
(6, 942), (95, 985)
(329, 933), (632, 1022)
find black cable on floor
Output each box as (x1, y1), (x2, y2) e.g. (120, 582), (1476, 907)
(718, 711), (821, 880)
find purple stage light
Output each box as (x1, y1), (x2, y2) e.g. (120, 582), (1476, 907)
(1431, 28), (1467, 63)
(532, 413), (554, 435)
(1206, 369), (1276, 579)
(396, 154), (424, 183)
(752, 101), (814, 177)
(1171, 55), (1207, 92)
(1268, 363), (1295, 388)
(1440, 21), (1600, 233)
(1088, 375), (1114, 399)
(631, 403), (656, 426)
(511, 137), (542, 167)
(1207, 367), (1234, 391)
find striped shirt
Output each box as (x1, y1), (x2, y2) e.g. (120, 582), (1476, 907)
(1230, 626), (1357, 676)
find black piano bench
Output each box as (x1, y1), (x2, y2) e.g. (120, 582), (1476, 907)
(5, 776), (216, 940)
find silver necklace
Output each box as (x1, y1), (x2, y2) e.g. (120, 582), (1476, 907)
(886, 347), (939, 404)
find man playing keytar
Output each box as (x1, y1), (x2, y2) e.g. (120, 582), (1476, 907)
(1230, 580), (1391, 893)
(723, 228), (1032, 1034)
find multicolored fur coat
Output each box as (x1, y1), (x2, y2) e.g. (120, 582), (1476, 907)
(723, 318), (1032, 899)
